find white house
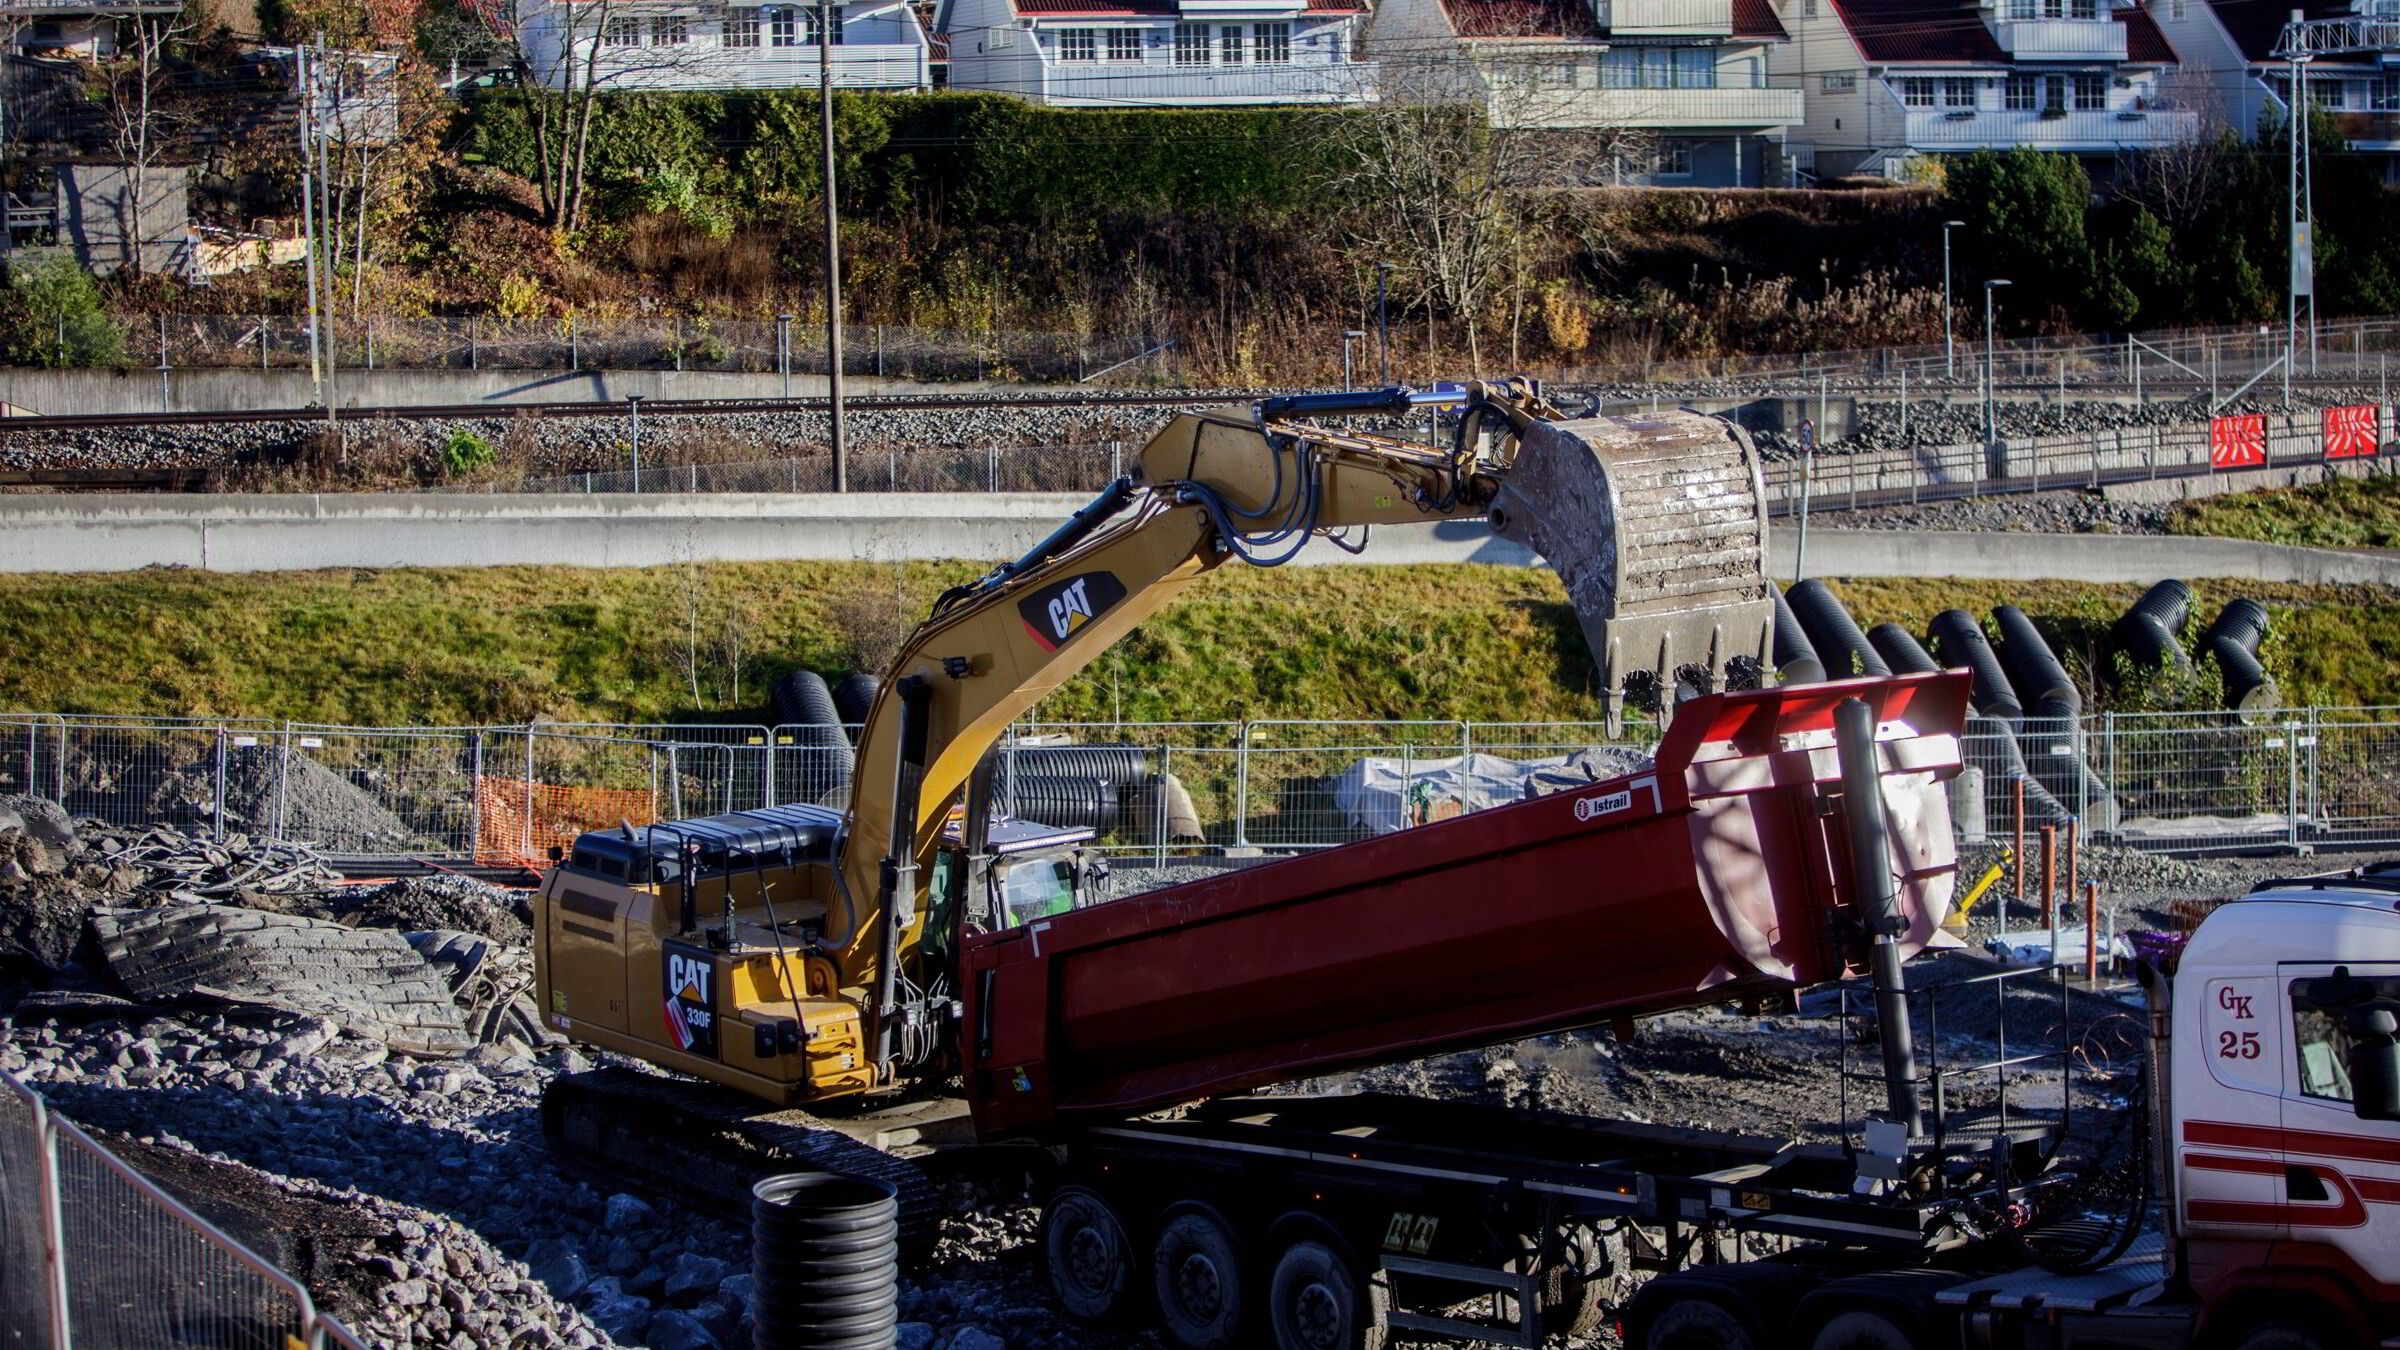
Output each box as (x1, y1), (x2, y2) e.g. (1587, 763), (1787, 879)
(3, 0), (183, 59)
(1363, 0), (1806, 186)
(1767, 0), (2196, 180)
(2145, 0), (2398, 182)
(938, 0), (1374, 106)
(516, 0), (936, 91)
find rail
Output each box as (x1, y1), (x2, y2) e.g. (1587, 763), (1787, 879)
(0, 1069), (365, 1349)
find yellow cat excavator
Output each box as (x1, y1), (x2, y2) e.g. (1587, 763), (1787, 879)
(531, 379), (1779, 1221)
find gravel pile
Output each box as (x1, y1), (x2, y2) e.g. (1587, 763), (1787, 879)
(1817, 489), (2172, 535)
(338, 874), (535, 945)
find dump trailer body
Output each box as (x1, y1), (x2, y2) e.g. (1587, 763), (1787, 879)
(962, 672), (1968, 1139)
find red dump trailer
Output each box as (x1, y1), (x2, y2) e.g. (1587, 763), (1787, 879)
(959, 671), (1969, 1140)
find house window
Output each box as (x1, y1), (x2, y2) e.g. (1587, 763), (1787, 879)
(1802, 0), (1817, 16)
(1219, 25), (1245, 63)
(1674, 47), (1716, 87)
(1655, 142), (1694, 176)
(725, 10), (761, 46)
(2007, 0), (2035, 16)
(1255, 22), (1290, 64)
(2314, 77), (2346, 109)
(2377, 72), (2400, 111)
(650, 15), (688, 45)
(1898, 76), (1935, 107)
(1821, 71), (1856, 92)
(603, 15), (640, 45)
(805, 6), (844, 43)
(1174, 22), (1209, 64)
(1057, 27), (1096, 60)
(2073, 72), (2105, 109)
(1106, 27), (1142, 61)
(1602, 48), (1638, 86)
(2005, 73), (2035, 108)
(2171, 0), (2186, 16)
(770, 7), (798, 45)
(1941, 76), (1975, 106)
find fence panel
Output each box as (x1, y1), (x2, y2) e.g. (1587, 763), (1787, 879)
(2102, 716), (2299, 852)
(51, 1116), (314, 1349)
(0, 1075), (59, 1348)
(2308, 717), (2400, 846)
(281, 726), (480, 856)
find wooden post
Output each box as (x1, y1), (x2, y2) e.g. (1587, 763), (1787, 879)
(2084, 881), (2100, 983)
(2064, 818), (2078, 924)
(2039, 825), (2057, 928)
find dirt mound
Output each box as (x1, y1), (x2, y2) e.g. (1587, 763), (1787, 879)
(336, 875), (531, 945)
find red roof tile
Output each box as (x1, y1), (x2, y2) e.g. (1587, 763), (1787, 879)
(1442, 0), (1603, 39)
(1828, 0), (2004, 62)
(2117, 6), (2177, 62)
(1730, 0), (1788, 39)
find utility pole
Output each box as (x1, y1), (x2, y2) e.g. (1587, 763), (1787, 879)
(316, 35), (338, 430)
(1941, 219), (1964, 379)
(296, 43), (325, 410)
(1376, 262), (1391, 386)
(1984, 279), (2012, 446)
(1342, 329), (1364, 389)
(2285, 14), (2313, 410)
(817, 0), (847, 491)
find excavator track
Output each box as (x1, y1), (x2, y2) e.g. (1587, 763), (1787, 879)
(540, 1067), (940, 1257)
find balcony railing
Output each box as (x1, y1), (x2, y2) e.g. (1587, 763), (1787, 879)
(1902, 104), (2200, 149)
(1596, 0), (1733, 36)
(1507, 84), (1801, 128)
(1992, 16), (2129, 59)
(1034, 60), (1373, 105)
(577, 42), (929, 90)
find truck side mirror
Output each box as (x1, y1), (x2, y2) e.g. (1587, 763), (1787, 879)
(2353, 1010), (2400, 1124)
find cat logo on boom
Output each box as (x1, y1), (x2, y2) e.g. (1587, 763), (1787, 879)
(1018, 572), (1129, 653)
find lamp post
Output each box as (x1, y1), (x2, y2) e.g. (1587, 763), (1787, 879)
(1376, 262), (1392, 386)
(1941, 219), (1965, 379)
(1342, 330), (1366, 389)
(627, 393), (645, 492)
(1983, 280), (2011, 446)
(777, 312), (794, 400)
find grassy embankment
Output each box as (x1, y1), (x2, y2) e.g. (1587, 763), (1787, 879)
(0, 566), (2391, 726)
(2167, 472), (2400, 550)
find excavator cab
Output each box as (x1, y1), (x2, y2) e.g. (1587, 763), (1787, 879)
(932, 816), (1104, 936)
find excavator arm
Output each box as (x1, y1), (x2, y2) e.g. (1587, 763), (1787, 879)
(826, 380), (1778, 1082)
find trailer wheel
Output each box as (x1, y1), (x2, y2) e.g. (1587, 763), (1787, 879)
(1808, 1309), (1916, 1350)
(2228, 1319), (2336, 1350)
(1152, 1208), (1248, 1350)
(1267, 1240), (1387, 1350)
(1043, 1187), (1140, 1323)
(1642, 1297), (1758, 1350)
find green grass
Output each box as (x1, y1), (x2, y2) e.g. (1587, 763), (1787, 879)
(2167, 473), (2400, 549)
(0, 565), (2392, 726)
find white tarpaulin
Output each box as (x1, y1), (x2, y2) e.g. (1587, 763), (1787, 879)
(1330, 747), (1653, 836)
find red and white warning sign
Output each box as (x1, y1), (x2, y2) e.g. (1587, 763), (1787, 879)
(2323, 404), (2380, 460)
(2209, 414), (2267, 469)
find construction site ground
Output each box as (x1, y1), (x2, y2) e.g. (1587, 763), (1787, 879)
(0, 792), (2333, 1350)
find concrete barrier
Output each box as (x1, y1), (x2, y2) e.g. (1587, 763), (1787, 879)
(2, 492), (2394, 585)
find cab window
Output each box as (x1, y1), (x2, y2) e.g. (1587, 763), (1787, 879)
(997, 859), (1076, 928)
(2292, 973), (2400, 1103)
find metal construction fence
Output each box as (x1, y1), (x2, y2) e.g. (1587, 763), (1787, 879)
(0, 1070), (365, 1349)
(5, 708), (2397, 864)
(493, 440), (1139, 496)
(110, 312), (1169, 385)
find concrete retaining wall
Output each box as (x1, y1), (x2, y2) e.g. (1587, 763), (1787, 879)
(3, 492), (2393, 585)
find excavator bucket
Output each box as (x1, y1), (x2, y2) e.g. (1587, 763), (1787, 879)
(1488, 409), (1775, 731)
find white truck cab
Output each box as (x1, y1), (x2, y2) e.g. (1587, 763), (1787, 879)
(2169, 870), (2400, 1348)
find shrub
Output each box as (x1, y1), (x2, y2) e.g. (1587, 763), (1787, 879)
(0, 257), (129, 368)
(442, 429), (496, 477)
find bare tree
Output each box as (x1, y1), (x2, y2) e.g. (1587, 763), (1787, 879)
(92, 5), (196, 275)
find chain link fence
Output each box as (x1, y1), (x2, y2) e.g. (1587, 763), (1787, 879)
(489, 440), (1138, 496)
(121, 313), (1167, 385)
(0, 1070), (363, 1348)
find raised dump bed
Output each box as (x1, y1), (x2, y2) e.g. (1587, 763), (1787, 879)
(962, 671), (1969, 1138)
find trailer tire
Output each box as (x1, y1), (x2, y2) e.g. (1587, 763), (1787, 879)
(1043, 1187), (1140, 1324)
(1152, 1208), (1249, 1350)
(1640, 1296), (1759, 1350)
(2228, 1319), (2335, 1350)
(1267, 1240), (1386, 1350)
(1808, 1309), (1916, 1350)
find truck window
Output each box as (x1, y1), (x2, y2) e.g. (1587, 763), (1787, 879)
(999, 859), (1076, 928)
(2291, 974), (2400, 1103)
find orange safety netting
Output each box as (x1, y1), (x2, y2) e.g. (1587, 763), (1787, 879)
(474, 774), (657, 867)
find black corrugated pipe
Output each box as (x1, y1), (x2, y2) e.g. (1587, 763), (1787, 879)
(2210, 635), (2282, 722)
(774, 671), (857, 804)
(1929, 610), (2023, 725)
(751, 1172), (901, 1350)
(2203, 599), (2271, 655)
(2112, 581), (2194, 675)
(2127, 579), (2193, 635)
(1772, 586), (1827, 685)
(2018, 693), (2121, 831)
(1868, 623), (1940, 676)
(1786, 580), (1891, 680)
(831, 673), (881, 729)
(1992, 605), (2079, 710)
(999, 776), (1122, 832)
(1961, 713), (2072, 829)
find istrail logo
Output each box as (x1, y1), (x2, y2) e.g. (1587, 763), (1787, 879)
(1573, 790), (1632, 822)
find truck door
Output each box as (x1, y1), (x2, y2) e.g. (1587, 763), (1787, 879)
(2179, 967), (2290, 1239)
(2279, 963), (2400, 1286)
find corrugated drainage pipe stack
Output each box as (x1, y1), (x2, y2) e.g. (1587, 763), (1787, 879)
(1771, 585), (1827, 685)
(752, 1172), (901, 1350)
(1992, 606), (2117, 831)
(1785, 580), (1890, 681)
(773, 672), (858, 807)
(2201, 599), (2280, 723)
(1893, 621), (2068, 832)
(2110, 579), (2195, 680)
(831, 674), (881, 741)
(1928, 609), (2023, 726)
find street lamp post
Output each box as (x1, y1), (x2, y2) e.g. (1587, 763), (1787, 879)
(1375, 263), (1392, 386)
(1983, 280), (2011, 446)
(627, 393), (645, 492)
(1941, 219), (1965, 379)
(1342, 330), (1366, 390)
